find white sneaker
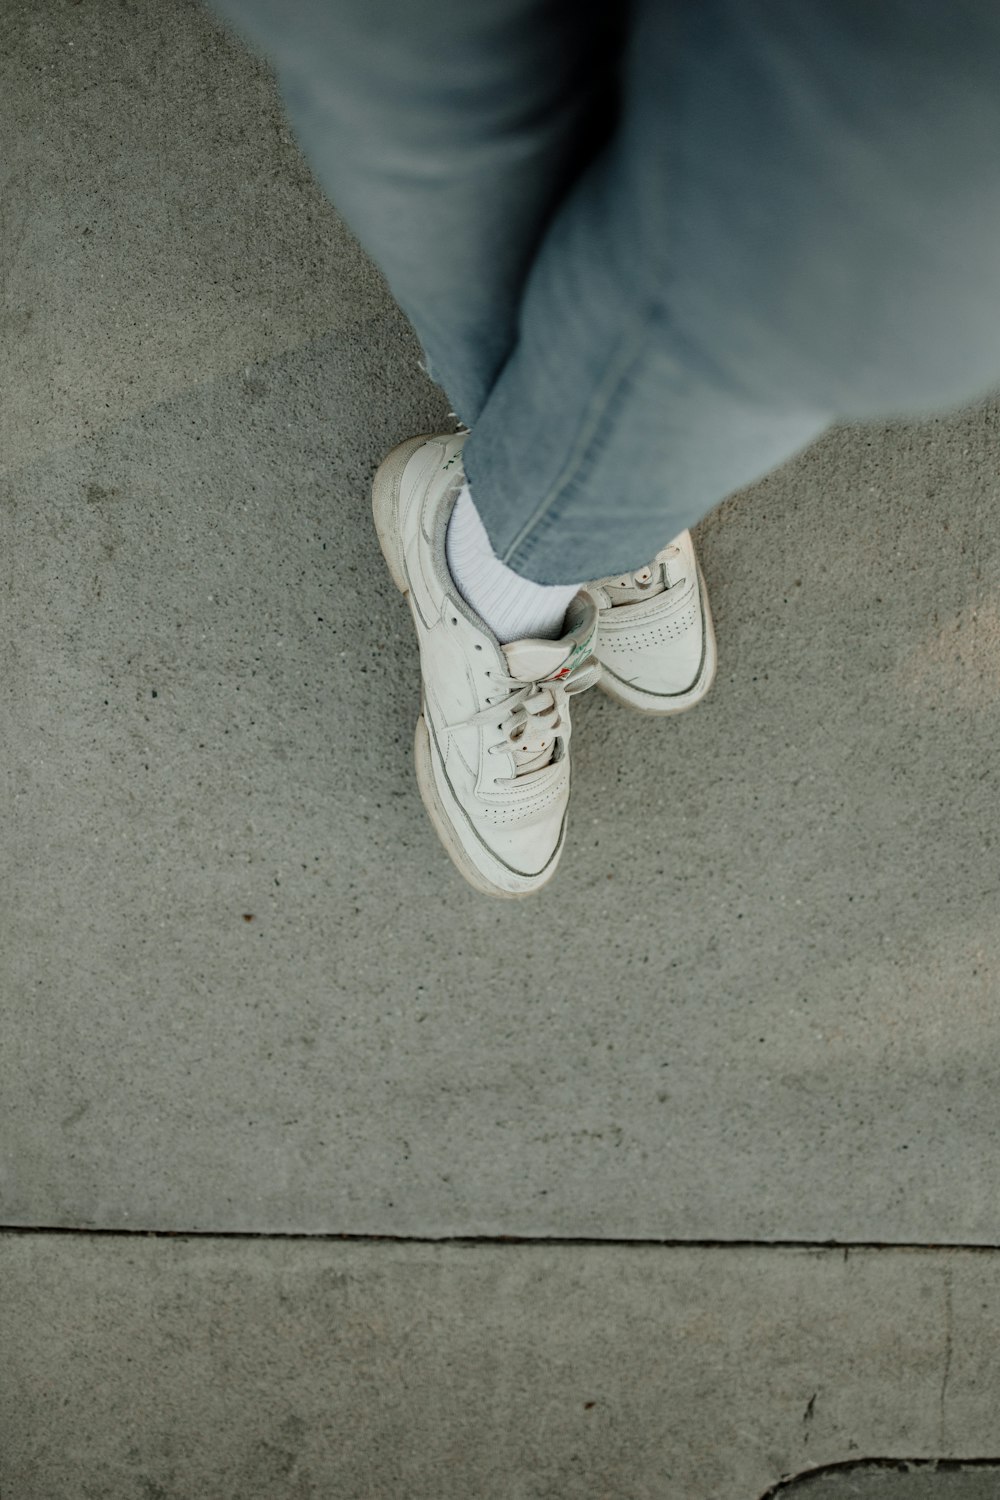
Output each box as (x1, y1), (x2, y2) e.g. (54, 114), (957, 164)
(587, 530), (717, 714)
(372, 432), (601, 898)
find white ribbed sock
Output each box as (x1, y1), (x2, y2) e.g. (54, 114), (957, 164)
(445, 483), (582, 645)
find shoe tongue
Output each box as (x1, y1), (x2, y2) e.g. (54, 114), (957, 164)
(502, 590), (599, 684)
(502, 636), (572, 683)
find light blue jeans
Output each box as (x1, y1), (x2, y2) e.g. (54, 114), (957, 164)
(207, 0), (1000, 583)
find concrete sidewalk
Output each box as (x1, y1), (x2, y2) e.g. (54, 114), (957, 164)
(3, 1), (1000, 1495)
(5, 1236), (1000, 1500)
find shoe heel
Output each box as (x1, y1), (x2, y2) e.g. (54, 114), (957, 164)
(371, 434), (437, 595)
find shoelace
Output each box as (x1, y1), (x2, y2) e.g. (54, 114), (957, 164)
(448, 654), (601, 785)
(610, 542), (681, 594)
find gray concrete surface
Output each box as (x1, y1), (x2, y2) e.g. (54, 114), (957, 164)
(4, 0), (1000, 1243)
(4, 2), (1000, 1496)
(4, 1238), (1000, 1500)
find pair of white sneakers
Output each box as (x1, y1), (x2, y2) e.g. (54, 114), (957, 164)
(372, 431), (717, 897)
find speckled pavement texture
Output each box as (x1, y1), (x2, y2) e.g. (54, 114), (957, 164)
(3, 1), (1000, 1495)
(4, 1238), (1000, 1500)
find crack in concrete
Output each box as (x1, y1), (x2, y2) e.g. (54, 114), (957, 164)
(759, 1459), (1000, 1500)
(940, 1261), (955, 1447)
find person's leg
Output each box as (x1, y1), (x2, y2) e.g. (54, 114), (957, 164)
(206, 0), (626, 428)
(214, 0), (1000, 589)
(209, 0), (630, 642)
(466, 0), (1000, 583)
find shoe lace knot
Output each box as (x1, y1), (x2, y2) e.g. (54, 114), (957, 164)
(464, 653), (600, 783)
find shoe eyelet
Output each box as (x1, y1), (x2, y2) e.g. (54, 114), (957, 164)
(474, 644), (482, 651)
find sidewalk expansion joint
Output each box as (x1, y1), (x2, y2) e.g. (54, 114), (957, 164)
(4, 1226), (1000, 1252)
